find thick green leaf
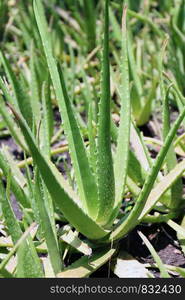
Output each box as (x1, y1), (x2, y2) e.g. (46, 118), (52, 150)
(11, 108), (108, 240)
(110, 105), (185, 241)
(59, 225), (92, 256)
(0, 222), (38, 275)
(139, 159), (185, 220)
(57, 247), (116, 278)
(34, 171), (62, 274)
(96, 0), (115, 226)
(160, 40), (183, 210)
(114, 6), (131, 210)
(33, 0), (98, 220)
(87, 102), (97, 174)
(0, 178), (44, 278)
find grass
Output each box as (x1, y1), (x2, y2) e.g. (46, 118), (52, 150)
(0, 0), (185, 278)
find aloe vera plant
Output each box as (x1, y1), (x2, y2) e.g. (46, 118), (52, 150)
(0, 0), (185, 278)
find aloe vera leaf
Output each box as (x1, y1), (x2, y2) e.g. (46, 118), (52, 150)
(0, 95), (27, 151)
(33, 0), (98, 219)
(160, 41), (183, 209)
(0, 152), (29, 208)
(106, 6), (131, 227)
(96, 0), (115, 226)
(34, 171), (62, 274)
(24, 156), (41, 229)
(0, 178), (44, 278)
(0, 222), (37, 274)
(111, 119), (147, 185)
(57, 247), (116, 278)
(127, 32), (144, 119)
(41, 79), (53, 157)
(12, 108), (108, 240)
(0, 51), (33, 128)
(138, 232), (170, 278)
(87, 101), (97, 173)
(42, 182), (56, 239)
(40, 79), (56, 235)
(30, 42), (41, 128)
(126, 176), (141, 197)
(127, 150), (146, 185)
(163, 92), (183, 209)
(59, 225), (92, 256)
(69, 43), (77, 100)
(41, 257), (55, 278)
(58, 64), (99, 215)
(139, 159), (185, 220)
(114, 6), (131, 208)
(1, 145), (27, 189)
(137, 77), (157, 126)
(110, 106), (185, 241)
(112, 72), (152, 171)
(130, 122), (152, 169)
(0, 178), (23, 243)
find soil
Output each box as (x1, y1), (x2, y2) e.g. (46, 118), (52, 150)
(91, 223), (185, 278)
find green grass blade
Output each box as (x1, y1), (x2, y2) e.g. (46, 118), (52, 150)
(33, 0), (98, 219)
(96, 0), (115, 226)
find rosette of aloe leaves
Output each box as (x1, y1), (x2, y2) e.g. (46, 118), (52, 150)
(0, 0), (185, 278)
